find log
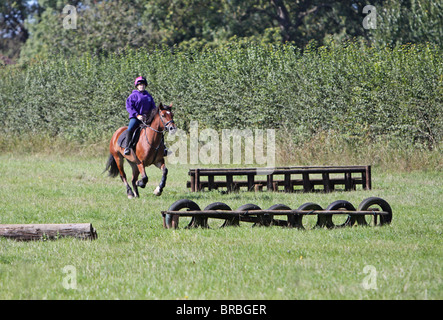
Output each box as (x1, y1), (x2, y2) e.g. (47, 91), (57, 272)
(0, 223), (97, 241)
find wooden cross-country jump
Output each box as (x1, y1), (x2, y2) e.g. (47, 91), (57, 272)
(187, 165), (371, 193)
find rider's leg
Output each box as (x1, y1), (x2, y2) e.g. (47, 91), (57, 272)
(124, 117), (140, 155)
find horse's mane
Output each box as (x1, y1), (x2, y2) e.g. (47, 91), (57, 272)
(145, 107), (158, 125)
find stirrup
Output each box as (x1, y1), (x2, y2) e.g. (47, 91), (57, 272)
(124, 147), (131, 155)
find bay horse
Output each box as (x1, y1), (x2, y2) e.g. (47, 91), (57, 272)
(105, 103), (176, 198)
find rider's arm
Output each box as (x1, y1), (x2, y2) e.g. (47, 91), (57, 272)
(126, 94), (139, 119)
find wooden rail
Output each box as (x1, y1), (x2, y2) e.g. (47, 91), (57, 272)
(162, 209), (388, 217)
(187, 165), (371, 193)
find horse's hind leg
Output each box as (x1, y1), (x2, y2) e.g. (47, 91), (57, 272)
(154, 162), (168, 196)
(129, 162), (140, 198)
(114, 154), (136, 199)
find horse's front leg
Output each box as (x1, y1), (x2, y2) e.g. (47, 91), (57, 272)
(154, 162), (168, 196)
(136, 163), (148, 188)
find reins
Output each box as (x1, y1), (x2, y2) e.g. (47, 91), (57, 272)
(141, 107), (174, 134)
(139, 107), (173, 153)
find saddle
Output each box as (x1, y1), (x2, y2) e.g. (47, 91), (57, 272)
(117, 127), (142, 150)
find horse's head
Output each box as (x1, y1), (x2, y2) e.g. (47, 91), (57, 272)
(159, 102), (177, 134)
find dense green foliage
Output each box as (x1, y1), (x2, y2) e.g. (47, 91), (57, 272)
(2, 1), (442, 63)
(2, 1), (441, 155)
(1, 41), (442, 150)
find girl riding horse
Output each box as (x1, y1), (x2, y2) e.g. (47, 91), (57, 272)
(124, 76), (157, 155)
(105, 77), (176, 198)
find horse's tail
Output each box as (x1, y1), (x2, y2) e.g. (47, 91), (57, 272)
(104, 154), (119, 178)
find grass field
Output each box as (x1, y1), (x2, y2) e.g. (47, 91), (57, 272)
(0, 153), (442, 300)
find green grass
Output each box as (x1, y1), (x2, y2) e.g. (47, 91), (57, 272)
(0, 154), (442, 300)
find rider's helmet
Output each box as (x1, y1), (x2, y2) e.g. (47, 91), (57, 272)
(134, 76), (147, 87)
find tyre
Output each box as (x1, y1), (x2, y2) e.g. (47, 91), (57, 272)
(164, 199), (201, 229)
(297, 202), (323, 229)
(324, 200), (356, 228)
(358, 197), (392, 226)
(233, 203), (262, 227)
(267, 204), (292, 227)
(203, 202), (232, 229)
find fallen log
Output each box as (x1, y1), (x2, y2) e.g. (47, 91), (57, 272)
(0, 223), (97, 241)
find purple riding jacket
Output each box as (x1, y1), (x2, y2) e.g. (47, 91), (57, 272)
(125, 90), (156, 119)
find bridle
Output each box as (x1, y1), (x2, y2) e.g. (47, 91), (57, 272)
(144, 108), (175, 134)
(158, 108), (175, 132)
(139, 107), (175, 152)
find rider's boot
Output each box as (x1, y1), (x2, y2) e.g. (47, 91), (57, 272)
(124, 132), (134, 155)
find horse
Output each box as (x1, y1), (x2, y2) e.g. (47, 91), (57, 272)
(104, 103), (176, 198)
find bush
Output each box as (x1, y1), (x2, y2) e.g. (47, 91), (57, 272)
(1, 41), (442, 150)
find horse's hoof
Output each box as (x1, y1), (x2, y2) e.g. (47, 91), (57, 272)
(136, 181), (146, 188)
(153, 186), (162, 196)
(127, 190), (135, 199)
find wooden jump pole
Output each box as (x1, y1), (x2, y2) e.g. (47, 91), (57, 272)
(162, 209), (390, 217)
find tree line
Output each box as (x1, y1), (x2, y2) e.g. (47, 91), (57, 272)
(1, 41), (441, 150)
(1, 0), (442, 63)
